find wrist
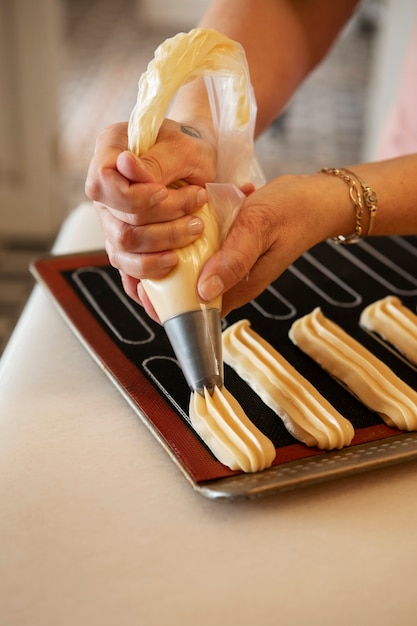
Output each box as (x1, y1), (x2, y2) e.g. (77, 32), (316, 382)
(319, 168), (378, 243)
(276, 172), (357, 246)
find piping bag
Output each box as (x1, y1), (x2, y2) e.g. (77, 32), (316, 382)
(128, 28), (265, 395)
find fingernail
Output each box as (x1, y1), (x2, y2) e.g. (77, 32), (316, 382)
(196, 188), (208, 205)
(159, 251), (177, 269)
(150, 188), (168, 206)
(199, 275), (224, 301)
(189, 216), (204, 235)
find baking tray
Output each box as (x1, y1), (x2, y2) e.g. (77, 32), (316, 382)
(31, 235), (417, 500)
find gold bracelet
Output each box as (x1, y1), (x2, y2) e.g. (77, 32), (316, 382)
(341, 168), (378, 236)
(320, 168), (364, 244)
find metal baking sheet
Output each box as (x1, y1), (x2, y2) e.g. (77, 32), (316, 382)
(31, 235), (417, 500)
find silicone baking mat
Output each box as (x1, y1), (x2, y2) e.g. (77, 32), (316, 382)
(31, 235), (417, 500)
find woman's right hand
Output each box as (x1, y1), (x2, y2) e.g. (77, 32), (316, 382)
(85, 119), (217, 314)
(85, 118), (217, 220)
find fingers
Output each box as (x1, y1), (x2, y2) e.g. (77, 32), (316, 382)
(116, 150), (157, 184)
(86, 149), (167, 217)
(112, 117), (216, 199)
(119, 271), (142, 305)
(100, 204), (204, 253)
(85, 122), (170, 215)
(102, 183), (208, 227)
(136, 118), (217, 187)
(198, 205), (268, 303)
(119, 272), (161, 325)
(102, 203), (205, 281)
(86, 122), (209, 223)
(240, 182), (256, 197)
(220, 253), (278, 317)
(106, 243), (178, 280)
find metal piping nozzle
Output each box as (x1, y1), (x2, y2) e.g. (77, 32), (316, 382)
(163, 308), (223, 395)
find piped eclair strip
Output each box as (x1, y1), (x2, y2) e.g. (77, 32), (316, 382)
(222, 320), (354, 450)
(360, 296), (417, 365)
(289, 307), (417, 431)
(189, 386), (276, 473)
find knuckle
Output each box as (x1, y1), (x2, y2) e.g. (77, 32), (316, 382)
(140, 153), (164, 182)
(243, 206), (276, 249)
(183, 188), (203, 214)
(84, 163), (104, 201)
(165, 221), (182, 247)
(84, 175), (98, 201)
(135, 255), (152, 277)
(105, 242), (120, 270)
(112, 221), (135, 250)
(229, 252), (250, 283)
(85, 162), (111, 203)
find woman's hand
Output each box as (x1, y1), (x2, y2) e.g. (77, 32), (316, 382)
(85, 119), (217, 314)
(197, 172), (347, 317)
(85, 119), (217, 215)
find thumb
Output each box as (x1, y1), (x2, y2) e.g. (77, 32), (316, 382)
(198, 216), (262, 303)
(117, 150), (159, 184)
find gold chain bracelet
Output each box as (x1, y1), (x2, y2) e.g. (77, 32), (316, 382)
(320, 168), (364, 244)
(320, 167), (378, 243)
(340, 168), (378, 236)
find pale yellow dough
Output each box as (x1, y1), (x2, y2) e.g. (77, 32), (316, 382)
(137, 201), (221, 323)
(223, 320), (354, 450)
(289, 307), (417, 431)
(128, 28), (251, 156)
(189, 386), (276, 472)
(360, 296), (417, 365)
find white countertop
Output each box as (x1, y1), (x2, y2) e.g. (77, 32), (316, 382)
(1, 203), (416, 626)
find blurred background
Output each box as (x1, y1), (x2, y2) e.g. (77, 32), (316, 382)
(0, 0), (415, 354)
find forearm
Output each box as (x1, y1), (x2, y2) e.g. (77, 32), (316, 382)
(171, 0), (360, 136)
(319, 155), (417, 239)
(276, 154), (417, 248)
